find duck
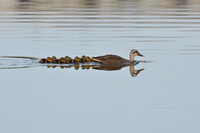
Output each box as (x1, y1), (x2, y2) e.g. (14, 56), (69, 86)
(92, 49), (144, 65)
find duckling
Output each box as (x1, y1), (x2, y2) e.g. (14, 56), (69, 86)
(60, 57), (66, 64)
(74, 64), (79, 70)
(86, 56), (91, 62)
(46, 57), (52, 63)
(51, 56), (57, 63)
(39, 58), (47, 63)
(74, 56), (80, 64)
(65, 56), (72, 64)
(80, 55), (86, 63)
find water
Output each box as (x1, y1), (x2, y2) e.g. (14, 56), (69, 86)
(0, 0), (200, 133)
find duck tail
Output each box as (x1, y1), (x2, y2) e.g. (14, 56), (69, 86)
(92, 57), (103, 63)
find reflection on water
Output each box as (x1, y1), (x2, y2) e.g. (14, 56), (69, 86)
(46, 62), (145, 77)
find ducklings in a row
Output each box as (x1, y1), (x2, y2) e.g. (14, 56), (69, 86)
(39, 55), (93, 64)
(46, 64), (92, 70)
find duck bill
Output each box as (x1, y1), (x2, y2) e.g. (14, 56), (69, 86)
(138, 52), (144, 57)
(140, 68), (145, 71)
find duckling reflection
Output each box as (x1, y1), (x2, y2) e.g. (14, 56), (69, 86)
(45, 62), (144, 77)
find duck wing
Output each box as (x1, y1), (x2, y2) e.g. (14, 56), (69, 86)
(92, 55), (126, 64)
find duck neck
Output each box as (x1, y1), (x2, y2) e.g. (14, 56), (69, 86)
(130, 54), (135, 62)
(129, 64), (136, 76)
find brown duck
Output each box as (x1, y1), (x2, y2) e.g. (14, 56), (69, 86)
(92, 49), (144, 65)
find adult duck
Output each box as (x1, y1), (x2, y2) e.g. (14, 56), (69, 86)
(92, 49), (144, 65)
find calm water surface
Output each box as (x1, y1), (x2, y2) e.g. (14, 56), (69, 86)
(0, 0), (200, 133)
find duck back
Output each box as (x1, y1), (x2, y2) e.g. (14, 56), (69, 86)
(93, 55), (129, 65)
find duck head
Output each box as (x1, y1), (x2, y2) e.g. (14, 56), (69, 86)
(130, 49), (144, 62)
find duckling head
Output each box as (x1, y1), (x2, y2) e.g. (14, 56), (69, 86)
(52, 56), (57, 60)
(82, 55), (86, 59)
(65, 56), (70, 60)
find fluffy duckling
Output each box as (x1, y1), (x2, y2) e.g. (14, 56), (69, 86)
(80, 55), (86, 63)
(60, 57), (66, 64)
(51, 56), (57, 63)
(74, 56), (80, 64)
(65, 56), (72, 64)
(46, 57), (52, 63)
(86, 56), (91, 62)
(39, 58), (47, 63)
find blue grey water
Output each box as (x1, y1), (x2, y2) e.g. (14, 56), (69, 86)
(0, 0), (200, 133)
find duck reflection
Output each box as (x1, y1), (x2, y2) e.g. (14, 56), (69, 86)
(92, 63), (144, 77)
(45, 62), (144, 77)
(129, 64), (144, 77)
